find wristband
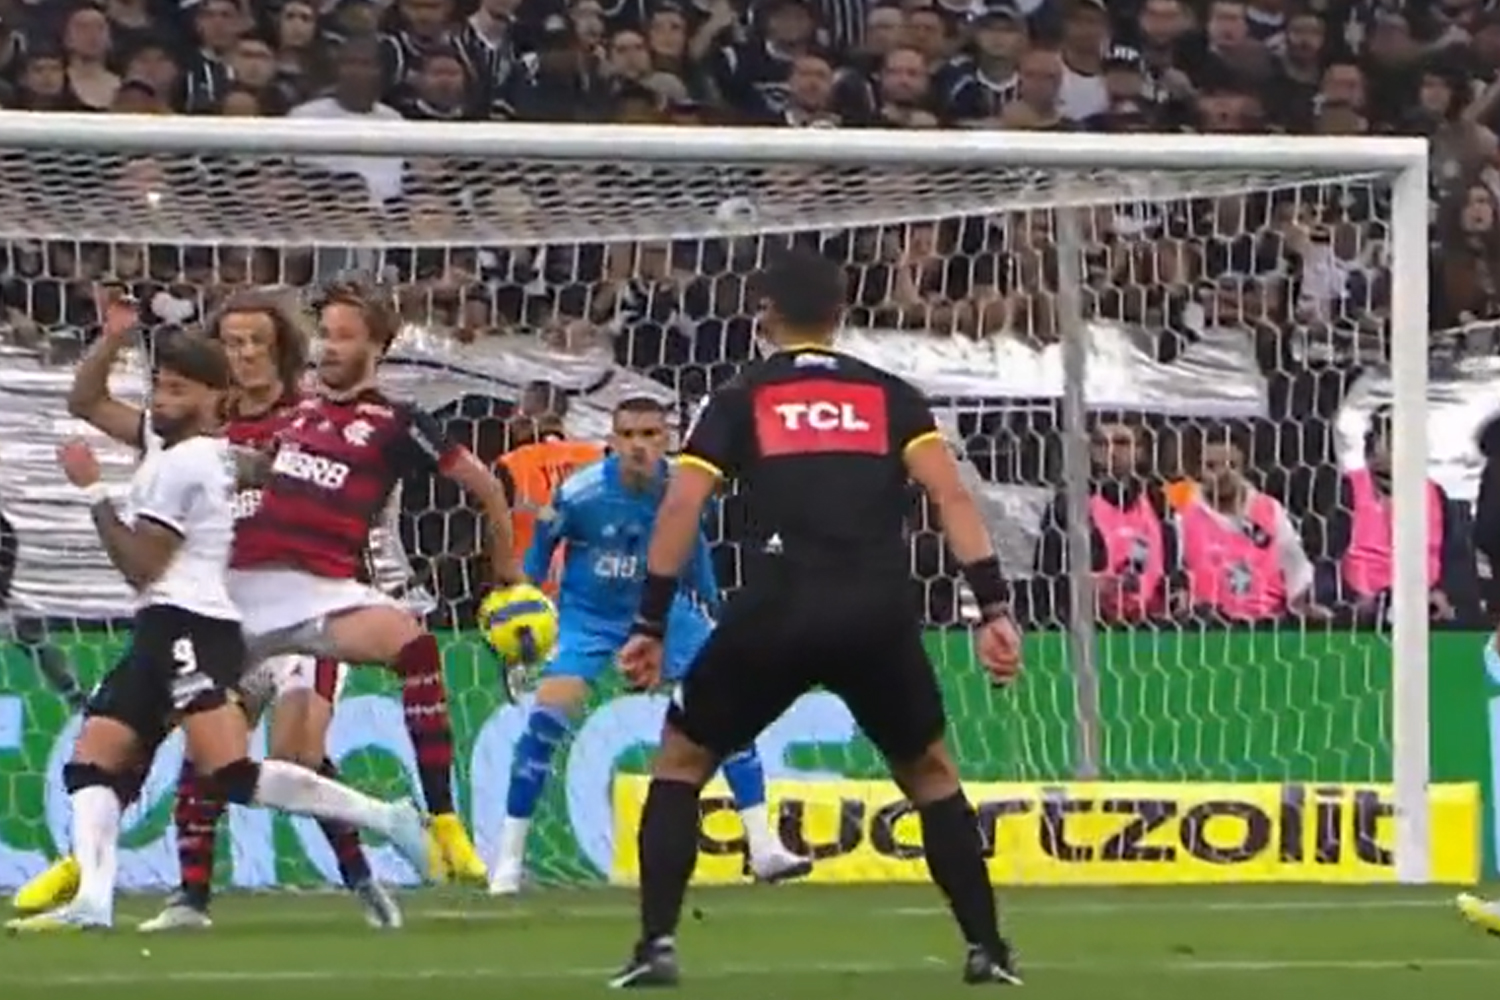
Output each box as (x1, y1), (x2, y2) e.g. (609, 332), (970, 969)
(82, 482), (111, 507)
(637, 572), (678, 629)
(628, 617), (667, 641)
(961, 555), (1008, 611)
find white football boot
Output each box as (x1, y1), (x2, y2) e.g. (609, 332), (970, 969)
(138, 892), (212, 933)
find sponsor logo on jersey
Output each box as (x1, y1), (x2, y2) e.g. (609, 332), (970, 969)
(343, 418), (375, 447)
(271, 447), (350, 491)
(232, 488), (263, 521)
(752, 380), (889, 456)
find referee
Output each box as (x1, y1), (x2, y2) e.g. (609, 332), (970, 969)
(610, 249), (1024, 988)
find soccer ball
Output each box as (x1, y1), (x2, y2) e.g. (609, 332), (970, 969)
(478, 584), (559, 666)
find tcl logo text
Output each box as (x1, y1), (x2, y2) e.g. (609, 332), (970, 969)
(272, 448), (350, 491)
(772, 402), (870, 432)
(754, 380), (889, 457)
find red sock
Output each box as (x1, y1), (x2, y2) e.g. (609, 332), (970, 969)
(396, 633), (455, 815)
(174, 761), (225, 909)
(316, 759), (372, 888)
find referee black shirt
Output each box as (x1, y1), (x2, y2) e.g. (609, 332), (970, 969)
(679, 343), (940, 586)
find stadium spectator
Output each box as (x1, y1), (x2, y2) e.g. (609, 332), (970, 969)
(1319, 406), (1479, 623)
(0, 0), (1490, 633)
(1031, 419), (1178, 626)
(1176, 430), (1330, 624)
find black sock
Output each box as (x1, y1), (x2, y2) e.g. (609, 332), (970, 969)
(919, 791), (1003, 954)
(638, 778), (701, 945)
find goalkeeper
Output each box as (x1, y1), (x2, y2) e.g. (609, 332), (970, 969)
(489, 397), (810, 894)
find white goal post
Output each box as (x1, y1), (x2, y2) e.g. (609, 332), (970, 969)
(0, 113), (1433, 884)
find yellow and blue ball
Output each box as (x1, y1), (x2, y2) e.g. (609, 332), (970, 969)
(478, 584), (559, 665)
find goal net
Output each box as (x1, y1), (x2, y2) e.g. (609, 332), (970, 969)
(0, 115), (1446, 893)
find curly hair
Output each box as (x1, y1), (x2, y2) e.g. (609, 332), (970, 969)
(203, 290), (310, 393)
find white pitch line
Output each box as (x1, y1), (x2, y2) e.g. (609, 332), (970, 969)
(348, 895), (1465, 924)
(5, 954), (1500, 988)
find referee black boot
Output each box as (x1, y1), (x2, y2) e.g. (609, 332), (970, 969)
(962, 941), (1023, 985)
(608, 938), (680, 988)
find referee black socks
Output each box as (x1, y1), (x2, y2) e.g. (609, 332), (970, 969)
(918, 791), (1005, 956)
(637, 778), (702, 944)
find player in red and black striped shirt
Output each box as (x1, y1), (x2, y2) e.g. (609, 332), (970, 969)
(229, 280), (522, 885)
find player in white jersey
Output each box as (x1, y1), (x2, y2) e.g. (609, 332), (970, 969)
(5, 335), (430, 934)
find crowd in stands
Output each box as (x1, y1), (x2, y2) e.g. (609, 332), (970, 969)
(0, 0), (1498, 629)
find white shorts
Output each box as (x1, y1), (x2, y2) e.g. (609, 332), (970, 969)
(229, 568), (401, 663)
(238, 653), (349, 722)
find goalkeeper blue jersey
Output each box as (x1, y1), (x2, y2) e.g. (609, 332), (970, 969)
(524, 454), (718, 627)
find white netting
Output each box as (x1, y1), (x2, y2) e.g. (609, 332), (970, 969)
(0, 123), (1443, 890)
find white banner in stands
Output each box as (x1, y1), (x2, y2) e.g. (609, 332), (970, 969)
(834, 322), (1267, 416)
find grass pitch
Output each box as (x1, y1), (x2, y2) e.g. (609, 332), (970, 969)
(2, 884), (1497, 999)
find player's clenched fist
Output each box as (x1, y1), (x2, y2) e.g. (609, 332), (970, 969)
(975, 613), (1022, 686)
(617, 633), (663, 691)
(57, 438), (101, 488)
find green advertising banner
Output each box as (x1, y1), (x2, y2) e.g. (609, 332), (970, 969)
(0, 627), (1491, 889)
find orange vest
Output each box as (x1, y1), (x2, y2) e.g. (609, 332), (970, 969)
(500, 439), (605, 584)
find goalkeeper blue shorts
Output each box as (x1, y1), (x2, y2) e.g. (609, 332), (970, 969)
(542, 600), (714, 686)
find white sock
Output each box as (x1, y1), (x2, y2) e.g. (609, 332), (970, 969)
(70, 785), (121, 917)
(253, 759), (392, 835)
(498, 816), (530, 868)
(738, 803), (780, 861)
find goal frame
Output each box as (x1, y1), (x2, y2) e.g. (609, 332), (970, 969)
(0, 112), (1433, 882)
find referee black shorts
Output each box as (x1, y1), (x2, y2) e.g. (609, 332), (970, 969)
(86, 604), (247, 752)
(667, 577), (947, 766)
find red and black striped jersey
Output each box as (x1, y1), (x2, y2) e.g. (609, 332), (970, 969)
(224, 393), (300, 524)
(231, 390), (460, 580)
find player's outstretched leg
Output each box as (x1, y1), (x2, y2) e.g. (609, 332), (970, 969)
(10, 764), (145, 916)
(181, 694), (433, 884)
(890, 742), (1020, 985)
(326, 609), (486, 884)
(720, 746), (811, 883)
(139, 761), (223, 932)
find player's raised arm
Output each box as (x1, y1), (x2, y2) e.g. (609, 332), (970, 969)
(60, 335), (234, 591)
(66, 289), (147, 448)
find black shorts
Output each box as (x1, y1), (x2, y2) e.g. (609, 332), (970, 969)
(667, 578), (946, 765)
(86, 604), (248, 752)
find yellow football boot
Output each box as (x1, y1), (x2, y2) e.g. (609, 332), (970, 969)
(430, 813), (487, 885)
(1458, 893), (1500, 936)
(11, 856), (80, 915)
(5, 900), (106, 934)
